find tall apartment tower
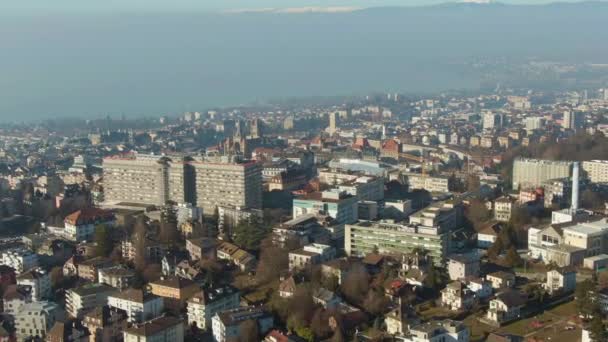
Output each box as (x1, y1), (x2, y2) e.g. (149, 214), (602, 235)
(512, 158), (573, 189)
(327, 112), (339, 135)
(562, 110), (583, 131)
(191, 160), (262, 214)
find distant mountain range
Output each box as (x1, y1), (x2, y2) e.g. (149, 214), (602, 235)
(0, 1), (607, 119)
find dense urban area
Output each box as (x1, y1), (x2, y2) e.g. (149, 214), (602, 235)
(1, 87), (608, 342)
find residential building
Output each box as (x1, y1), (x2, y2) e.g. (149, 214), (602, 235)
(216, 241), (257, 272)
(345, 221), (449, 264)
(107, 289), (164, 323)
(512, 158), (572, 189)
(288, 243), (336, 271)
(582, 160), (608, 184)
(64, 208), (115, 242)
(66, 283), (117, 319)
(545, 267), (576, 294)
(14, 301), (60, 341)
(477, 224), (500, 249)
(441, 281), (476, 311)
(466, 278), (493, 299)
(486, 291), (526, 325)
(187, 286), (241, 331)
(98, 266), (137, 290)
(217, 206), (263, 237)
(401, 320), (469, 342)
(16, 267), (51, 301)
(583, 254), (608, 271)
(494, 196), (516, 222)
(2, 284), (32, 315)
(211, 306), (274, 342)
(148, 276), (200, 311)
(83, 306), (128, 342)
(1, 248), (38, 273)
(123, 316), (184, 342)
(186, 238), (217, 261)
(486, 271), (515, 290)
(447, 255), (480, 281)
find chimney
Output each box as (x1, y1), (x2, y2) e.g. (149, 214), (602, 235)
(572, 162), (579, 211)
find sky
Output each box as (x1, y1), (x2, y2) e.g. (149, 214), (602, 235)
(1, 0), (595, 13)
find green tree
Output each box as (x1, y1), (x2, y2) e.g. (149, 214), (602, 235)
(94, 224), (114, 257)
(575, 279), (597, 319)
(233, 216), (269, 251)
(425, 264), (448, 291)
(295, 326), (314, 342)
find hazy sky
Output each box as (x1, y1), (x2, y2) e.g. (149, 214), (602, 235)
(2, 0), (595, 13)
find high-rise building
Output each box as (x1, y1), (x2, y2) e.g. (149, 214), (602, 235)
(482, 112), (502, 131)
(562, 110), (584, 131)
(512, 158), (572, 189)
(249, 118), (263, 138)
(525, 117), (545, 131)
(191, 160), (262, 214)
(103, 154), (262, 214)
(327, 112), (339, 135)
(103, 154), (187, 206)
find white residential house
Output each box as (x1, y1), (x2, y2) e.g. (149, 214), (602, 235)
(16, 267), (51, 301)
(486, 271), (516, 290)
(401, 320), (469, 342)
(545, 267), (576, 295)
(212, 306), (274, 342)
(65, 283), (117, 318)
(288, 243), (336, 271)
(494, 196), (515, 222)
(477, 224), (500, 249)
(466, 278), (493, 300)
(486, 291), (526, 325)
(107, 289), (164, 323)
(447, 255), (480, 281)
(64, 208), (116, 242)
(441, 281), (476, 311)
(187, 286), (240, 331)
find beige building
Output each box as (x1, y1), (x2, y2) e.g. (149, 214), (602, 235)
(83, 306), (128, 342)
(148, 276), (200, 311)
(191, 160), (262, 214)
(582, 160), (608, 184)
(512, 158), (572, 189)
(123, 316), (184, 342)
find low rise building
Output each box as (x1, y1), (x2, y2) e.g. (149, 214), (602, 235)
(187, 286), (241, 331)
(98, 266), (137, 289)
(148, 276), (200, 311)
(1, 248), (38, 273)
(288, 243), (336, 271)
(14, 301), (60, 341)
(441, 281), (476, 311)
(401, 320), (469, 342)
(107, 289), (164, 323)
(545, 267), (576, 294)
(123, 316), (184, 342)
(66, 283), (117, 319)
(486, 291), (526, 326)
(486, 271), (515, 290)
(83, 305), (128, 342)
(447, 255), (480, 281)
(16, 267), (51, 301)
(212, 306), (274, 342)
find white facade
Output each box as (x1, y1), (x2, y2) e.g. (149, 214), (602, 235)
(14, 301), (59, 341)
(187, 287), (240, 331)
(211, 307), (273, 342)
(16, 268), (51, 301)
(123, 317), (184, 342)
(107, 290), (164, 323)
(1, 248), (38, 273)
